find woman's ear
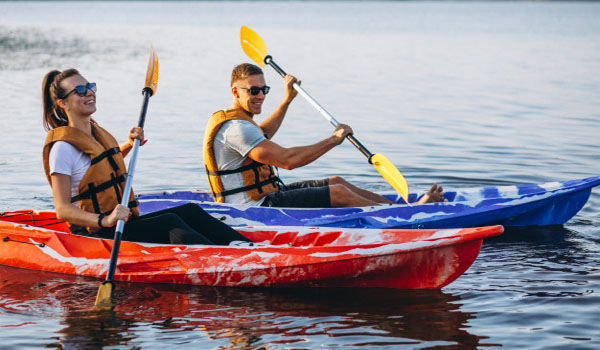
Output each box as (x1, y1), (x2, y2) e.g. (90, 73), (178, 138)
(56, 98), (67, 109)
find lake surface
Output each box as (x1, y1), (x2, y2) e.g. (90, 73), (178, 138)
(1, 1), (599, 349)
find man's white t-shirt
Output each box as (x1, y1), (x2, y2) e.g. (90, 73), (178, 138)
(48, 141), (91, 203)
(212, 120), (266, 205)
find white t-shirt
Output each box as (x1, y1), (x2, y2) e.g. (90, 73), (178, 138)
(48, 141), (91, 202)
(212, 120), (266, 205)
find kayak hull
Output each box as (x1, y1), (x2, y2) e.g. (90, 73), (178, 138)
(137, 176), (600, 229)
(0, 211), (502, 289)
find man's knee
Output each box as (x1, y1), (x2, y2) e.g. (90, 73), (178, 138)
(328, 176), (347, 186)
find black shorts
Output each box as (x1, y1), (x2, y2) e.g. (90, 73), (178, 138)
(261, 178), (331, 208)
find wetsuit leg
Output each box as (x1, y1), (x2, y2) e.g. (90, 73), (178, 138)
(123, 213), (214, 245)
(139, 203), (252, 245)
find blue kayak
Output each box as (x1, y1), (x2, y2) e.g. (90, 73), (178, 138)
(137, 176), (600, 229)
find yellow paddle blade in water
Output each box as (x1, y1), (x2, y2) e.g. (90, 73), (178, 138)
(144, 43), (159, 95)
(371, 153), (409, 203)
(94, 281), (113, 309)
(240, 25), (267, 67)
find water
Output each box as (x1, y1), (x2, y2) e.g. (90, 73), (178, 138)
(1, 1), (599, 349)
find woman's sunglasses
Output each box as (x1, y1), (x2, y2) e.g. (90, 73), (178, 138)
(61, 82), (97, 99)
(236, 85), (270, 96)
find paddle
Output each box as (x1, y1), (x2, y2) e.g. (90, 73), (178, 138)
(240, 25), (409, 203)
(95, 44), (159, 308)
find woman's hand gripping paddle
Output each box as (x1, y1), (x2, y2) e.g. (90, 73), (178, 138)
(95, 44), (159, 309)
(240, 26), (409, 203)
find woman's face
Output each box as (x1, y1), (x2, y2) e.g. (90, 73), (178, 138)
(58, 75), (97, 117)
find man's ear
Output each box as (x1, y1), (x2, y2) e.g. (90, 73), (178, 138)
(231, 86), (240, 98)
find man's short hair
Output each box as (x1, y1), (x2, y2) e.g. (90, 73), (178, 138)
(231, 63), (263, 86)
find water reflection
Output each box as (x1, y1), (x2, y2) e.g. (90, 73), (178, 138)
(489, 225), (572, 243)
(0, 264), (488, 349)
(463, 225), (599, 300)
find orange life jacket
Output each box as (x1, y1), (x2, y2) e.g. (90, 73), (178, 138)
(203, 109), (280, 203)
(42, 122), (139, 233)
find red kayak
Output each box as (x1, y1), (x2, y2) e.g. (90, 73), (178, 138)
(0, 210), (503, 289)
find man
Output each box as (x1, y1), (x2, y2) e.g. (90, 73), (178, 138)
(203, 63), (443, 207)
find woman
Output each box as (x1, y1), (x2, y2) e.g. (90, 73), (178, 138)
(42, 68), (251, 245)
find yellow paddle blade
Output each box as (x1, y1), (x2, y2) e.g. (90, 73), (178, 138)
(144, 43), (159, 95)
(94, 281), (114, 310)
(240, 25), (267, 67)
(371, 153), (409, 203)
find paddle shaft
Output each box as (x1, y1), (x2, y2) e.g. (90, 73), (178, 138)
(264, 56), (374, 163)
(104, 87), (152, 283)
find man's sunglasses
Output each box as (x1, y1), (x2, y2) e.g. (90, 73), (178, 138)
(236, 85), (270, 96)
(61, 82), (97, 99)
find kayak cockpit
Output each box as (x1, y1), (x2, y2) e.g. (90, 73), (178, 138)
(0, 211), (346, 248)
(0, 211), (69, 233)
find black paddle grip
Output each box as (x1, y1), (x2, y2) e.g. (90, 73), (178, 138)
(346, 134), (374, 162)
(138, 89), (152, 128)
(265, 56), (287, 78)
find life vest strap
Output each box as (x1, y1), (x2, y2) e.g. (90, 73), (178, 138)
(87, 183), (101, 213)
(110, 173), (122, 204)
(71, 173), (127, 203)
(206, 161), (263, 176)
(213, 176), (282, 199)
(90, 147), (120, 166)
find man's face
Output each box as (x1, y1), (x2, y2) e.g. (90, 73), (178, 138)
(233, 74), (267, 115)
